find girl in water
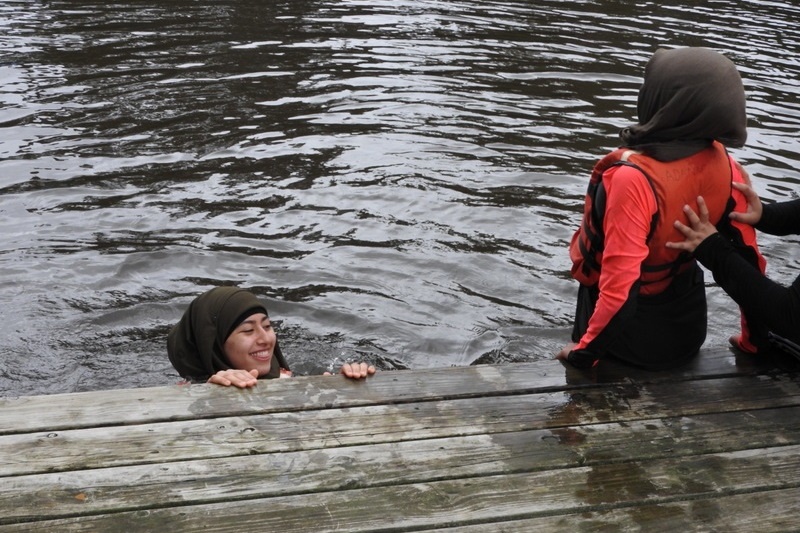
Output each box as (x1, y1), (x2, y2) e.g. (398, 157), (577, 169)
(167, 286), (375, 387)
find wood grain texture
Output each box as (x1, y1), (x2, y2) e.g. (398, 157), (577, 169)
(1, 350), (797, 532)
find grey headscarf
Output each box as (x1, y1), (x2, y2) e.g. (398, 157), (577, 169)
(620, 47), (747, 161)
(167, 286), (289, 382)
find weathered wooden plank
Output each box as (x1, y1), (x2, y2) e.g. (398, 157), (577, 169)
(2, 406), (799, 523)
(0, 349), (768, 435)
(2, 374), (798, 477)
(2, 445), (799, 532)
(563, 344), (775, 386)
(0, 363), (565, 435)
(417, 487), (800, 532)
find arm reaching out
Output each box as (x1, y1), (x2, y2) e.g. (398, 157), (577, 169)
(728, 181), (763, 227)
(207, 369), (259, 388)
(666, 196), (717, 253)
(324, 362), (377, 379)
(340, 362), (376, 379)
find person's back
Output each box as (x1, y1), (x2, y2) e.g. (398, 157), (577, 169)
(557, 47), (766, 370)
(570, 141), (734, 295)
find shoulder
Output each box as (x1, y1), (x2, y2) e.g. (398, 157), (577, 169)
(603, 163), (656, 201)
(603, 162), (650, 186)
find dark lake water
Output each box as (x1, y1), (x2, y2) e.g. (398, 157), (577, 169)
(2, 0), (799, 396)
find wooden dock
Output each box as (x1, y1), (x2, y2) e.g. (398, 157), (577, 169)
(1, 350), (799, 532)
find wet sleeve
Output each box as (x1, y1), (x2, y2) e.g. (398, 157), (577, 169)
(694, 232), (800, 341)
(757, 199), (800, 236)
(573, 165), (657, 355)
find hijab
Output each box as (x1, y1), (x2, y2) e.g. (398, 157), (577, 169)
(620, 47), (747, 161)
(167, 286), (289, 382)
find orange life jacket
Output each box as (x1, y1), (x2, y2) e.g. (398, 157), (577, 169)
(569, 141), (734, 294)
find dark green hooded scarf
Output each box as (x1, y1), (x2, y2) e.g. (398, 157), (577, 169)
(620, 47), (747, 162)
(167, 287), (289, 382)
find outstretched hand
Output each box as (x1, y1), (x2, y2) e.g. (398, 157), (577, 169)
(324, 362), (376, 380)
(666, 196), (718, 254)
(208, 368), (259, 388)
(555, 343), (576, 361)
(729, 181), (763, 226)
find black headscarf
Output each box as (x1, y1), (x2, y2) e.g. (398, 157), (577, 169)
(620, 47), (747, 161)
(167, 286), (289, 382)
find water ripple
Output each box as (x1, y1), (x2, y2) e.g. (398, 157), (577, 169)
(1, 0), (800, 395)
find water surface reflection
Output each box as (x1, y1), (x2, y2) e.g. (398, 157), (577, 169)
(1, 0), (799, 395)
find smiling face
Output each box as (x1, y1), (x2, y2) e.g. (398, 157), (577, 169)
(222, 312), (276, 377)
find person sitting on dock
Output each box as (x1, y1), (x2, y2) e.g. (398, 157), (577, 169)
(557, 47), (767, 371)
(667, 178), (800, 363)
(167, 286), (375, 387)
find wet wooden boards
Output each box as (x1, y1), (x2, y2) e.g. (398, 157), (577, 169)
(0, 349), (798, 532)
